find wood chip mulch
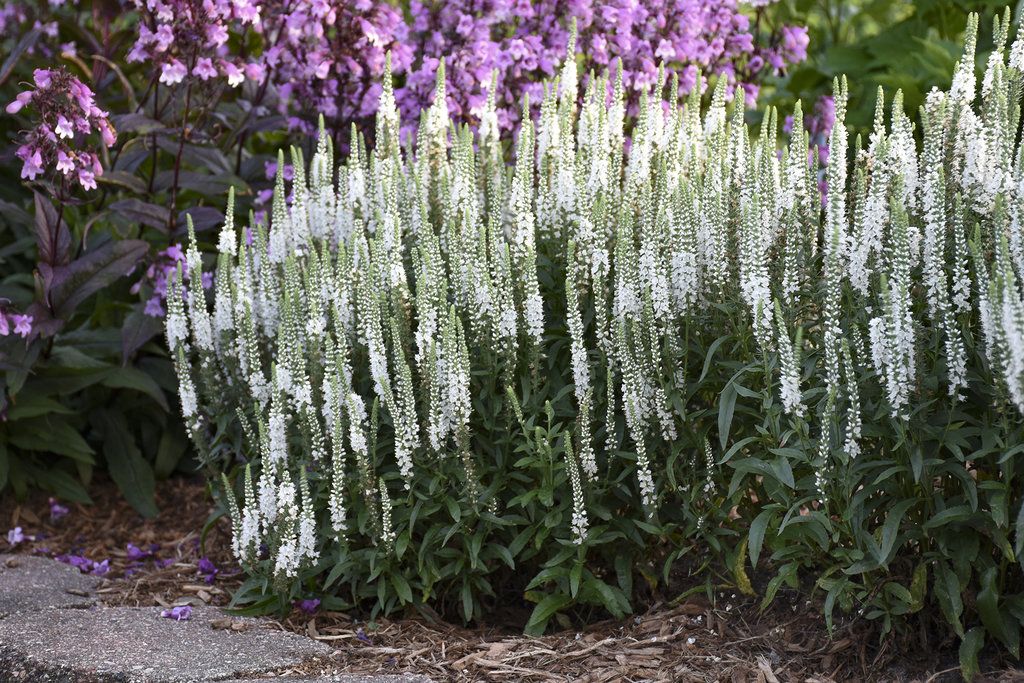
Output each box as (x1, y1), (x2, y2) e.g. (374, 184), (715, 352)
(2, 477), (1020, 682)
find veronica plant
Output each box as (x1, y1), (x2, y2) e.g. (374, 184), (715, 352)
(170, 12), (1024, 663)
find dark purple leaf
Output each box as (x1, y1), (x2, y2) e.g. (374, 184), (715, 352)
(110, 113), (168, 135)
(47, 239), (149, 320)
(34, 192), (72, 268)
(121, 308), (165, 363)
(178, 206), (223, 233)
(109, 199), (171, 232)
(97, 171), (148, 195)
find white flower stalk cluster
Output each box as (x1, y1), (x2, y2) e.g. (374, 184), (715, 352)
(168, 11), (1024, 577)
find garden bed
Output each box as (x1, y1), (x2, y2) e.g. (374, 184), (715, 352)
(2, 478), (1007, 682)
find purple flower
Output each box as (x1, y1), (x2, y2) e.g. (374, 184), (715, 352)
(356, 627), (372, 644)
(5, 68), (115, 189)
(780, 25), (809, 63)
(126, 543), (151, 562)
(159, 59), (188, 86)
(56, 554), (93, 571)
(297, 598), (320, 614)
(197, 556), (219, 583)
(5, 91), (32, 114)
(48, 498), (69, 522)
(10, 314), (33, 338)
(193, 57), (218, 80)
(144, 296), (165, 317)
(90, 559), (110, 576)
(161, 605), (193, 621)
(6, 527), (25, 546)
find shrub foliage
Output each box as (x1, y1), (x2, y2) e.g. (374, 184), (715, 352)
(169, 12), (1024, 661)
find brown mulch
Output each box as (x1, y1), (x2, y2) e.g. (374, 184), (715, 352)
(1, 476), (239, 611)
(2, 477), (1019, 682)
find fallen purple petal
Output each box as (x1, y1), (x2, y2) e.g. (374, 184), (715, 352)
(197, 556), (219, 583)
(48, 498), (69, 522)
(160, 605), (192, 621)
(126, 543), (151, 562)
(6, 527), (25, 546)
(297, 598), (320, 614)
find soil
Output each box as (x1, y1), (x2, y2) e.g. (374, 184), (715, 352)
(1, 477), (1019, 683)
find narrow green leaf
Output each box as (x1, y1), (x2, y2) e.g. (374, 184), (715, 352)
(959, 627), (985, 682)
(95, 410), (158, 518)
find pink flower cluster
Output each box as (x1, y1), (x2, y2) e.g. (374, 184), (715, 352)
(263, 0), (413, 133)
(125, 0), (412, 134)
(6, 68), (116, 190)
(131, 243), (211, 318)
(398, 0), (811, 131)
(127, 0), (265, 86)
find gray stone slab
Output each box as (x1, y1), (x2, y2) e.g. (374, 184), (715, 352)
(0, 605), (330, 682)
(0, 554), (98, 617)
(222, 677), (432, 683)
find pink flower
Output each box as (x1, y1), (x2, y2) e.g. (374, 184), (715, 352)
(160, 59), (187, 86)
(98, 120), (116, 147)
(193, 57), (218, 80)
(17, 146), (44, 180)
(11, 314), (32, 338)
(780, 26), (809, 63)
(206, 23), (228, 47)
(221, 60), (244, 87)
(5, 91), (32, 114)
(144, 296), (165, 317)
(0, 314), (9, 336)
(244, 62), (266, 82)
(56, 150), (75, 175)
(55, 115), (74, 139)
(154, 24), (174, 51)
(78, 168), (97, 190)
(33, 68), (52, 88)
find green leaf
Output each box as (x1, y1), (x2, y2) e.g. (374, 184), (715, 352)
(876, 499), (916, 566)
(524, 593), (571, 636)
(935, 562), (964, 637)
(587, 578), (630, 618)
(718, 382), (738, 451)
(923, 505), (972, 531)
(748, 509), (774, 569)
(445, 497), (461, 523)
(699, 335), (728, 383)
(908, 563), (927, 613)
(461, 580), (474, 623)
(977, 566), (1020, 657)
(95, 410), (158, 518)
(102, 367), (169, 412)
(959, 627), (985, 682)
(570, 561), (583, 598)
(5, 394), (74, 421)
(154, 429), (187, 479)
(9, 418), (95, 463)
(390, 573), (413, 604)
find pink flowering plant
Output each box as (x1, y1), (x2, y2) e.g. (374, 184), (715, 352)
(7, 68), (116, 190)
